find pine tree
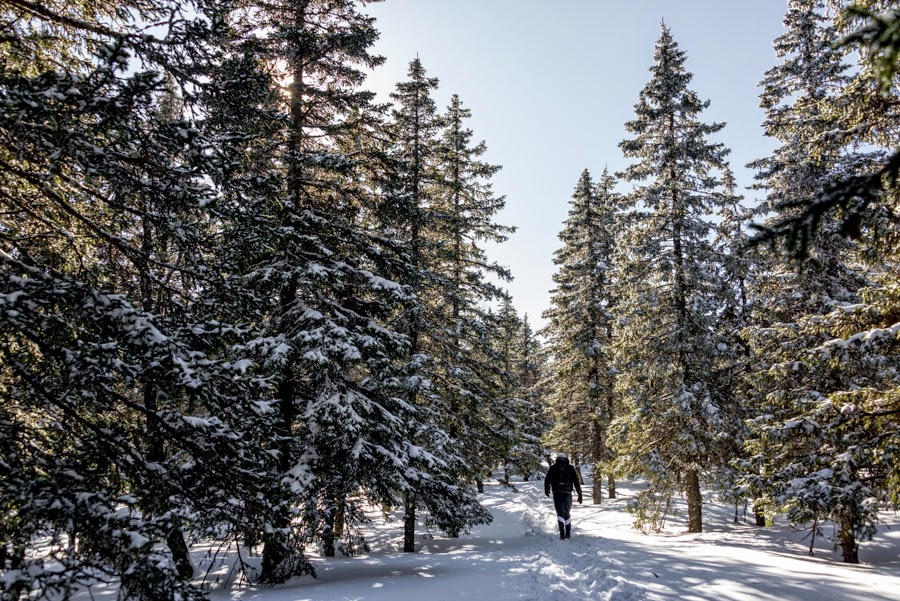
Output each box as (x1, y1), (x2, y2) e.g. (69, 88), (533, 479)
(492, 300), (546, 482)
(433, 93), (519, 493)
(710, 167), (758, 521)
(0, 1), (278, 598)
(742, 0), (898, 562)
(542, 168), (620, 503)
(750, 0), (864, 284)
(197, 0), (486, 576)
(384, 58), (495, 551)
(611, 23), (739, 533)
(515, 316), (550, 480)
(751, 0), (900, 252)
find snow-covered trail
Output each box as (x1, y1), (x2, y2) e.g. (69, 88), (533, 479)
(517, 484), (643, 601)
(519, 480), (900, 601)
(210, 486), (567, 601)
(209, 479), (900, 601)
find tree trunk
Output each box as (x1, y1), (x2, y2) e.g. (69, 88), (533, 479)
(574, 456), (585, 486)
(322, 528), (335, 558)
(607, 474), (617, 499)
(67, 527), (77, 559)
(10, 544), (24, 570)
(839, 512), (859, 564)
(403, 492), (416, 552)
(591, 418), (603, 504)
(260, 370), (296, 582)
(808, 513), (819, 557)
(592, 464), (603, 504)
(0, 520), (8, 569)
(754, 504), (766, 527)
(334, 502), (345, 537)
(7, 543), (25, 600)
(261, 65), (302, 565)
(321, 493), (337, 558)
(143, 383), (193, 580)
(167, 530), (193, 579)
(685, 468), (702, 533)
(134, 145), (196, 586)
(260, 522), (291, 573)
(476, 478), (484, 494)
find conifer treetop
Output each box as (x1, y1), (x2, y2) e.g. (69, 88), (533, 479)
(619, 24), (728, 194)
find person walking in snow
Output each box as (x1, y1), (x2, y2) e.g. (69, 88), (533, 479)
(544, 453), (582, 539)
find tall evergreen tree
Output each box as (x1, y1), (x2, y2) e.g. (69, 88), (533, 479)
(518, 312), (551, 478)
(710, 167), (758, 521)
(207, 0), (493, 577)
(611, 23), (739, 533)
(492, 300), (546, 482)
(0, 1), (277, 598)
(749, 0), (900, 253)
(742, 0), (895, 563)
(384, 58), (493, 552)
(542, 168), (620, 503)
(433, 93), (520, 492)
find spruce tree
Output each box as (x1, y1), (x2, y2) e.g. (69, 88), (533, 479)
(710, 167), (757, 521)
(742, 0), (895, 562)
(0, 1), (277, 598)
(517, 312), (551, 479)
(492, 300), (546, 482)
(516, 314), (552, 480)
(199, 0), (483, 576)
(611, 23), (739, 533)
(542, 168), (620, 503)
(749, 0), (900, 252)
(433, 93), (519, 493)
(385, 58), (493, 551)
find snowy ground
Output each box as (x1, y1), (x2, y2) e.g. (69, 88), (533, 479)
(187, 476), (900, 601)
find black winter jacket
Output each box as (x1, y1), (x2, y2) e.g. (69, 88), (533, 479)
(544, 457), (582, 497)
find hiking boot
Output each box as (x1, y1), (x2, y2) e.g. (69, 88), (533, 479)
(559, 530), (565, 540)
(565, 524), (571, 539)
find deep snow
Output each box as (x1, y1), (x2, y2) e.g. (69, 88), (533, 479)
(189, 476), (900, 601)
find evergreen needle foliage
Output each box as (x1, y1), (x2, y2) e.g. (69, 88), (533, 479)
(0, 1), (534, 597)
(610, 23), (744, 534)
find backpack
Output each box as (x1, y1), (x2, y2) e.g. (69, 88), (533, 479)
(556, 464), (573, 492)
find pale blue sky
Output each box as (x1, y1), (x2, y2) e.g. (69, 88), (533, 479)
(364, 0), (788, 328)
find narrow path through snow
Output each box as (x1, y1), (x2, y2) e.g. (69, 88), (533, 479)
(209, 479), (900, 601)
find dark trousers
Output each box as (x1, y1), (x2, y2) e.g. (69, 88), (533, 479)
(553, 492), (573, 535)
